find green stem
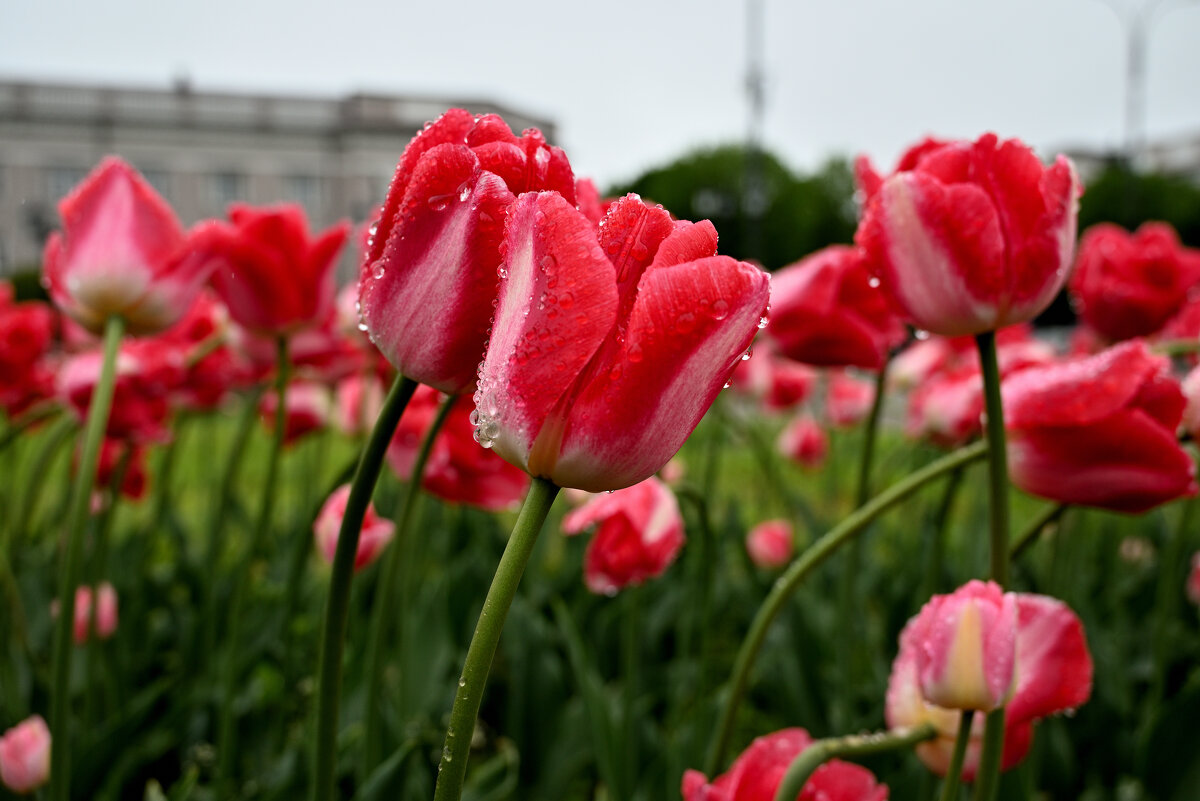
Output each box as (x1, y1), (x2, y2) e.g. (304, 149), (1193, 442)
(622, 584), (640, 799)
(1145, 495), (1198, 715)
(971, 330), (1012, 801)
(772, 723), (938, 801)
(1009, 503), (1068, 561)
(361, 391), (454, 780)
(431, 477), (561, 801)
(216, 336), (290, 791)
(703, 440), (987, 775)
(834, 359), (890, 731)
(311, 374), (419, 801)
(922, 466), (964, 599)
(48, 314), (124, 801)
(939, 710), (975, 801)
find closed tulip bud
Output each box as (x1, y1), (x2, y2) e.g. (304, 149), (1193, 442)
(562, 477), (685, 595)
(475, 193), (769, 491)
(826, 371), (874, 428)
(746, 519), (794, 569)
(43, 157), (216, 336)
(360, 109), (577, 394)
(777, 414), (828, 470)
(857, 134), (1081, 336)
(0, 716), (51, 795)
(911, 581), (1017, 712)
(53, 583), (118, 644)
(887, 591), (1092, 780)
(314, 484), (395, 572)
(1003, 340), (1196, 513)
(681, 728), (889, 801)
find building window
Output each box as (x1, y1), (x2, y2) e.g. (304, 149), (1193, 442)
(210, 171), (245, 211)
(284, 174), (322, 215)
(46, 166), (87, 202)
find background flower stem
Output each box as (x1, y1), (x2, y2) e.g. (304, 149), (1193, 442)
(361, 390), (454, 781)
(48, 313), (124, 801)
(310, 373), (419, 801)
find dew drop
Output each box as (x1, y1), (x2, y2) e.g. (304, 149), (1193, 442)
(757, 316), (768, 329)
(427, 194), (452, 211)
(868, 276), (881, 288)
(711, 299), (730, 320)
(559, 292), (575, 309)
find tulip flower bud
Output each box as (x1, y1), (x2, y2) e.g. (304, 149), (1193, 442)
(52, 583), (119, 645)
(912, 580), (1017, 712)
(0, 715), (51, 795)
(314, 484), (395, 572)
(777, 414), (828, 470)
(746, 519), (794, 569)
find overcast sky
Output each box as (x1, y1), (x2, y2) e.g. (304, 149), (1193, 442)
(3, 0), (1198, 187)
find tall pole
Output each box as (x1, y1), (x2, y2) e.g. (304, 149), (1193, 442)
(742, 0), (766, 262)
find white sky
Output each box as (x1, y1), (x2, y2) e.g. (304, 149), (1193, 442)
(2, 0), (1198, 187)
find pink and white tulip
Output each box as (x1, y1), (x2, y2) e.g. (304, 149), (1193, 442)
(314, 484), (395, 572)
(0, 715), (51, 795)
(746, 520), (794, 570)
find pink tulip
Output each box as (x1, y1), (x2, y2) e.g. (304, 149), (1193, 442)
(746, 520), (794, 569)
(1180, 365), (1200, 440)
(562, 477), (685, 595)
(475, 193), (770, 491)
(0, 715), (51, 795)
(856, 134), (1081, 336)
(777, 414), (828, 470)
(58, 340), (183, 443)
(0, 289), (57, 417)
(1069, 222), (1200, 342)
(1003, 340), (1196, 513)
(314, 484), (395, 572)
(55, 583), (118, 644)
(260, 380), (332, 446)
(730, 344), (817, 412)
(681, 728), (888, 801)
(201, 203), (350, 335)
(767, 245), (905, 370)
(887, 591), (1092, 780)
(334, 372), (386, 437)
(360, 109), (577, 394)
(43, 157), (216, 336)
(908, 581), (1017, 712)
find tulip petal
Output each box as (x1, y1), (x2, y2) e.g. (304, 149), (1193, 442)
(551, 256), (769, 491)
(360, 143), (513, 392)
(1003, 341), (1167, 428)
(1008, 594), (1093, 725)
(1008, 408), (1197, 513)
(859, 172), (1006, 335)
(476, 192), (618, 473)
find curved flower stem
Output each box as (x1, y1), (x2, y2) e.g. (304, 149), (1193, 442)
(939, 710), (975, 801)
(216, 336), (290, 791)
(704, 440), (987, 775)
(311, 374), (419, 801)
(48, 314), (124, 801)
(1009, 503), (1068, 561)
(772, 723), (938, 801)
(971, 330), (1012, 801)
(432, 477), (561, 801)
(921, 466), (964, 600)
(834, 358), (890, 730)
(361, 391), (454, 780)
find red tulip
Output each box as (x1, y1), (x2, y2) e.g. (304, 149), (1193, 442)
(887, 591), (1091, 780)
(767, 245), (905, 370)
(42, 157), (216, 336)
(202, 203), (349, 335)
(0, 715), (51, 795)
(0, 289), (57, 416)
(856, 134), (1080, 336)
(360, 109), (576, 394)
(1069, 222), (1200, 342)
(681, 728), (888, 801)
(777, 414), (828, 470)
(475, 193), (770, 491)
(385, 387), (530, 512)
(732, 343), (817, 412)
(562, 477), (685, 595)
(746, 519), (794, 569)
(334, 372), (386, 437)
(1181, 365), (1200, 439)
(314, 484), (395, 572)
(260, 380), (332, 446)
(95, 439), (149, 501)
(1002, 340), (1196, 513)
